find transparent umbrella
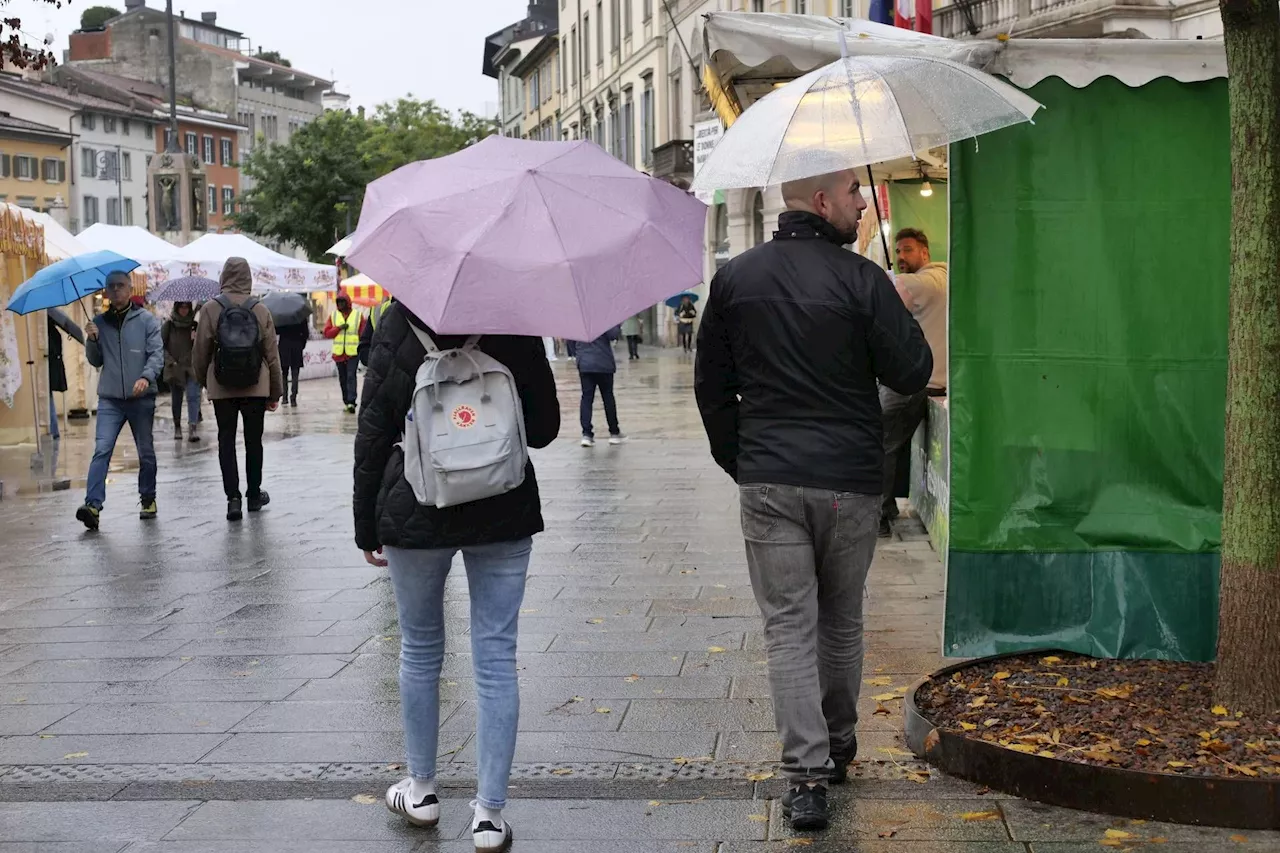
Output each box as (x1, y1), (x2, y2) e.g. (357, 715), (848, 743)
(691, 46), (1042, 192)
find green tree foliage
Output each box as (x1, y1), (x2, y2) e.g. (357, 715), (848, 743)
(361, 98), (494, 177)
(256, 50), (291, 68)
(232, 98), (495, 261)
(80, 5), (123, 31)
(233, 110), (373, 263)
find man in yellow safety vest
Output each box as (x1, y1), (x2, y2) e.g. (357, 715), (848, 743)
(324, 292), (365, 413)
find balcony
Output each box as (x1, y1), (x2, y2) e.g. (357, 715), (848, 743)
(933, 0), (1213, 40)
(651, 139), (694, 183)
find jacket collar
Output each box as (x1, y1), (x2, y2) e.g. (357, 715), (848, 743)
(775, 210), (847, 246)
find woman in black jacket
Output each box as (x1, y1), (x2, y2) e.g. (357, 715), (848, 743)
(354, 301), (558, 852)
(275, 322), (309, 407)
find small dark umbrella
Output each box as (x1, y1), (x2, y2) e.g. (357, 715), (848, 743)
(47, 307), (85, 345)
(261, 291), (311, 327)
(665, 292), (700, 309)
(153, 276), (220, 303)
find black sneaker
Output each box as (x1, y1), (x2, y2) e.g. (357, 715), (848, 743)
(878, 517), (892, 538)
(75, 503), (100, 531)
(227, 496), (243, 521)
(139, 498), (158, 520)
(247, 490), (270, 513)
(831, 737), (858, 785)
(782, 783), (829, 832)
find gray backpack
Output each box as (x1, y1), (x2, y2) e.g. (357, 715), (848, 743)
(401, 326), (528, 509)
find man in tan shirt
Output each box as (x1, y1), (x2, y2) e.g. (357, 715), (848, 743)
(881, 227), (948, 536)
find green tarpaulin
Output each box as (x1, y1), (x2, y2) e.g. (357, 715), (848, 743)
(888, 179), (948, 263)
(945, 76), (1230, 662)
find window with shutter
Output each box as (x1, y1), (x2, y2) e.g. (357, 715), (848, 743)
(58, 160), (66, 183)
(2, 154), (10, 178)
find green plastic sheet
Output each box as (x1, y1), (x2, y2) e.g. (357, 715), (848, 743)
(944, 76), (1230, 661)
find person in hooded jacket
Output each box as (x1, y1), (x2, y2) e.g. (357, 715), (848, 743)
(162, 301), (202, 442)
(276, 321), (309, 407)
(354, 301), (559, 853)
(193, 258), (284, 521)
(574, 326), (625, 447)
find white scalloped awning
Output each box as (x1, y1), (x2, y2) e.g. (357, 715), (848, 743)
(705, 12), (1226, 91)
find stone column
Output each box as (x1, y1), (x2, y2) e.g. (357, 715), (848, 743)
(762, 185), (786, 241)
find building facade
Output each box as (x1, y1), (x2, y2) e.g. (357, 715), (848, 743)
(0, 114), (71, 213)
(66, 0), (330, 193)
(0, 73), (161, 231)
(933, 0), (1221, 39)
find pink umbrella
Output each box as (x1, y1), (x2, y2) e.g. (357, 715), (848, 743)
(346, 136), (707, 341)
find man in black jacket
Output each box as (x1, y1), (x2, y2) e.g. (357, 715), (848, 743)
(696, 169), (932, 832)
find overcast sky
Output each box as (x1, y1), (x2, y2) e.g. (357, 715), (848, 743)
(7, 0), (527, 116)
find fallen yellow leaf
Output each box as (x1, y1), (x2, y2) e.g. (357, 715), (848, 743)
(1150, 837), (1169, 844)
(968, 695), (988, 708)
(587, 618), (604, 624)
(959, 810), (1000, 822)
(877, 747), (914, 757)
(520, 608), (538, 614)
(351, 793), (378, 805)
(1005, 743), (1038, 754)
(983, 718), (1000, 728)
(1231, 835), (1249, 844)
(1042, 655), (1063, 664)
(747, 772), (774, 782)
(1167, 761), (1189, 769)
(865, 676), (894, 687)
(1136, 738), (1152, 747)
(1057, 677), (1070, 687)
(672, 756), (689, 765)
(747, 814), (769, 823)
(551, 768), (574, 776)
(993, 672), (1011, 681)
(785, 840), (814, 847)
(595, 707), (611, 714)
(1037, 751), (1056, 758)
(1212, 705), (1229, 716)
(873, 692), (902, 703)
(707, 646), (726, 654)
(1105, 829), (1136, 840)
(62, 751), (88, 759)
(959, 722), (978, 731)
(624, 674), (640, 683)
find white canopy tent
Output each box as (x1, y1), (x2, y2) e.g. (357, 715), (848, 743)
(165, 233), (337, 293)
(77, 224), (179, 285)
(703, 13), (1226, 99)
(25, 211), (90, 262)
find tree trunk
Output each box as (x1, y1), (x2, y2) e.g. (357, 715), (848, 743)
(1216, 0), (1280, 714)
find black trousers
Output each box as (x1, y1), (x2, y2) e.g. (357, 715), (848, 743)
(579, 372), (620, 438)
(678, 324), (694, 352)
(626, 335), (641, 359)
(213, 398), (267, 500)
(287, 364), (300, 403)
(336, 358), (358, 405)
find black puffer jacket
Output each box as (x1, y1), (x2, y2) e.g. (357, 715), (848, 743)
(695, 210), (932, 495)
(353, 302), (560, 552)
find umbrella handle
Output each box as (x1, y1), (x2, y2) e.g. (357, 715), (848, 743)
(867, 166), (892, 271)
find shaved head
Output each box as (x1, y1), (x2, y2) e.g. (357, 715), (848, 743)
(779, 169), (867, 244)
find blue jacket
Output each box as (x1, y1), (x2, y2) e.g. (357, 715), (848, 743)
(575, 326), (621, 374)
(86, 306), (164, 400)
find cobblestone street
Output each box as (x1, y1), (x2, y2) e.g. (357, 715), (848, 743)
(0, 352), (1273, 851)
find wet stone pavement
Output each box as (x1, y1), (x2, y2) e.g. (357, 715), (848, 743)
(1, 351), (1274, 851)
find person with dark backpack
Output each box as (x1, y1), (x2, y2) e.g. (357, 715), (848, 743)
(193, 257), (284, 521)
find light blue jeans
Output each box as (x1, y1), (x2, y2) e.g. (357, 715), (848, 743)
(386, 537), (532, 810)
(85, 396), (156, 509)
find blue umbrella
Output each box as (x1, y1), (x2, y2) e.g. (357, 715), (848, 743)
(5, 250), (140, 316)
(665, 292), (700, 309)
(153, 276), (219, 303)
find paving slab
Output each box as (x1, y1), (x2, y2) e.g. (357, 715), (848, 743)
(42, 702), (263, 735)
(453, 731), (717, 764)
(0, 703), (81, 735)
(163, 798), (470, 841)
(768, 798), (1015, 843)
(1002, 799), (1280, 844)
(0, 734), (228, 764)
(0, 800), (201, 841)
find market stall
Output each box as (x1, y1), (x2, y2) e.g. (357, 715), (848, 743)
(0, 206), (49, 446)
(165, 233), (337, 293)
(702, 13), (1228, 662)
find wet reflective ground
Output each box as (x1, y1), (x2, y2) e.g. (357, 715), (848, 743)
(1, 353), (1268, 850)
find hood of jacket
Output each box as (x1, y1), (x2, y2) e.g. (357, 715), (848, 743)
(220, 257), (252, 297)
(169, 304), (197, 327)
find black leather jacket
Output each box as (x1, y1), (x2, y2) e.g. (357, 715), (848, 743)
(695, 210), (932, 495)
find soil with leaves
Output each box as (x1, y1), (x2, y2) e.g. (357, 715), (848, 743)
(918, 653), (1280, 779)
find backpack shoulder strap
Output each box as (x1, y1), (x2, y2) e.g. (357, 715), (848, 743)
(213, 294), (231, 311)
(242, 296), (260, 312)
(408, 324), (441, 357)
(462, 335), (482, 350)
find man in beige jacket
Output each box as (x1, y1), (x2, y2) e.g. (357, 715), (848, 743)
(193, 257), (285, 521)
(881, 228), (948, 536)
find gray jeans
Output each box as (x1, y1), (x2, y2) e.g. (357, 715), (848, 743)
(880, 385), (929, 518)
(739, 484), (880, 784)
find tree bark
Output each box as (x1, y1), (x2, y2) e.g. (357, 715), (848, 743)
(1216, 0), (1280, 714)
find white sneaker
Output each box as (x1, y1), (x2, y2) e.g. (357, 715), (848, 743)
(580, 436), (595, 447)
(608, 434), (627, 445)
(385, 778), (439, 827)
(473, 815), (513, 852)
